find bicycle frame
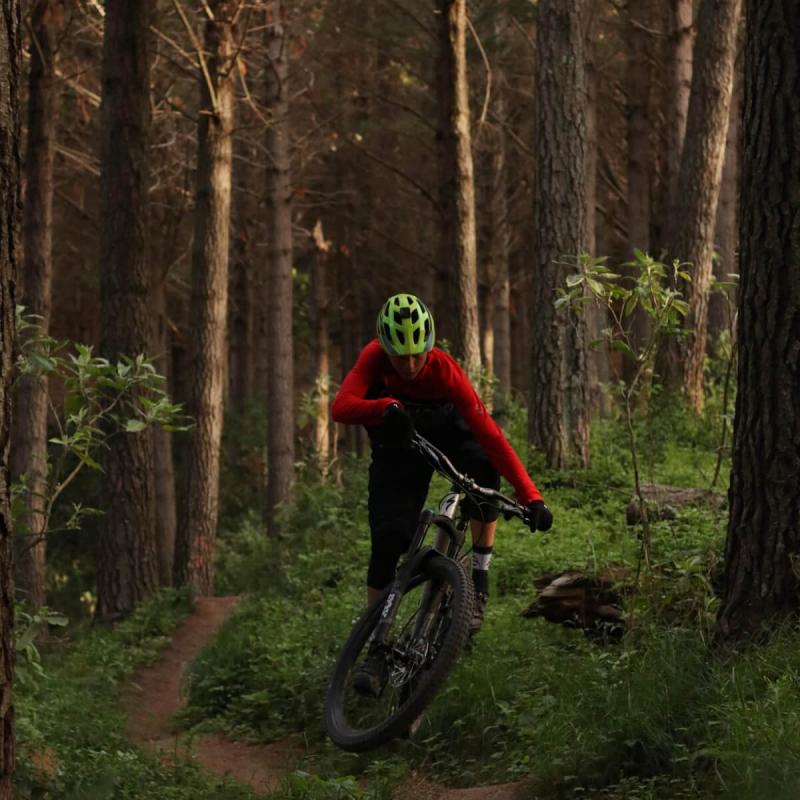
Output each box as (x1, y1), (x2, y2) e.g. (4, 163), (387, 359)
(370, 432), (527, 650)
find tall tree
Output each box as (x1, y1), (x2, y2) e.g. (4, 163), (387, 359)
(309, 221), (331, 473)
(584, 6), (610, 417)
(174, 1), (237, 593)
(264, 0), (295, 534)
(528, 0), (590, 469)
(95, 0), (158, 620)
(652, 0), (694, 254)
(435, 0), (480, 377)
(0, 0), (20, 791)
(716, 0), (800, 641)
(666, 0), (693, 214)
(11, 0), (63, 609)
(660, 0), (742, 408)
(708, 64), (740, 344)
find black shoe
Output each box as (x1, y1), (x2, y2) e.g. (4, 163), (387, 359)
(353, 645), (388, 697)
(469, 592), (489, 636)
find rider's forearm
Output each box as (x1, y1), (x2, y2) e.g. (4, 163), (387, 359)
(331, 391), (396, 426)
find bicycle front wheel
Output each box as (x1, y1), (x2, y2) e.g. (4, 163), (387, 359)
(324, 553), (473, 751)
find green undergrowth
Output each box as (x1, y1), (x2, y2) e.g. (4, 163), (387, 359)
(174, 397), (800, 798)
(15, 589), (256, 800)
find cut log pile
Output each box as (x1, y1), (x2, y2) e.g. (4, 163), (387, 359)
(521, 567), (631, 637)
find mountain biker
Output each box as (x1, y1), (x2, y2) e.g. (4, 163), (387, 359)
(331, 293), (552, 694)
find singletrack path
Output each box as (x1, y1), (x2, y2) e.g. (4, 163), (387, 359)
(122, 595), (525, 799)
(122, 595), (299, 795)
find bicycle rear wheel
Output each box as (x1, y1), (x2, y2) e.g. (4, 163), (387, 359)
(325, 553), (473, 751)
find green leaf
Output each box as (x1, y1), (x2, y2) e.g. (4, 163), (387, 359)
(125, 419), (147, 433)
(565, 273), (584, 288)
(610, 340), (635, 359)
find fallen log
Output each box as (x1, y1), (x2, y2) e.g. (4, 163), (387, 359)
(625, 483), (725, 525)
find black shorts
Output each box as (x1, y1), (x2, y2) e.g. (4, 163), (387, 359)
(366, 422), (500, 590)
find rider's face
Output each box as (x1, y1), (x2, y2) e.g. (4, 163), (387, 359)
(388, 352), (427, 381)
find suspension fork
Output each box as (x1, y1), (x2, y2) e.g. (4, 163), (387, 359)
(371, 510), (435, 647)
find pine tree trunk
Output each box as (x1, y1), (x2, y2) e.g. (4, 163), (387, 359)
(716, 0), (800, 640)
(228, 107), (259, 414)
(264, 0), (295, 534)
(652, 0), (694, 254)
(174, 3), (236, 594)
(482, 16), (511, 409)
(709, 66), (740, 344)
(661, 0), (741, 408)
(11, 0), (62, 609)
(435, 0), (480, 376)
(584, 30), (611, 418)
(310, 221), (331, 474)
(152, 280), (176, 588)
(0, 1), (20, 791)
(528, 0), (590, 470)
(624, 0), (654, 382)
(666, 0), (694, 217)
(96, 0), (158, 620)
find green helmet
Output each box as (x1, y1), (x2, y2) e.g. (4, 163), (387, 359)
(376, 293), (435, 355)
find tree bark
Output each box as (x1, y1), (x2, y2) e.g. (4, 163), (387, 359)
(652, 0), (694, 255)
(528, 0), (590, 470)
(660, 0), (742, 408)
(435, 0), (480, 377)
(174, 2), (236, 595)
(11, 0), (62, 609)
(96, 0), (158, 621)
(666, 0), (694, 219)
(584, 19), (611, 418)
(623, 0), (654, 383)
(228, 132), (258, 414)
(709, 64), (740, 344)
(716, 0), (800, 640)
(152, 280), (176, 588)
(482, 12), (511, 409)
(309, 220), (331, 474)
(264, 0), (295, 534)
(0, 1), (20, 791)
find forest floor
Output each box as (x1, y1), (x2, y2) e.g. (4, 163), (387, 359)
(121, 595), (527, 799)
(122, 595), (301, 795)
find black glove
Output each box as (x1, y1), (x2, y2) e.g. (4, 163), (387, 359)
(381, 403), (414, 447)
(526, 500), (553, 532)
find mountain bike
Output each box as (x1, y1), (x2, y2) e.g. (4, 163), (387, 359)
(324, 431), (534, 752)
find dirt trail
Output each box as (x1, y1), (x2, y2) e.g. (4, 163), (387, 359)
(122, 595), (300, 795)
(122, 595), (525, 799)
(395, 774), (527, 800)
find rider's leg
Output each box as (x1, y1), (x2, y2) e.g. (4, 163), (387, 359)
(469, 519), (496, 597)
(366, 443), (432, 605)
(448, 437), (500, 635)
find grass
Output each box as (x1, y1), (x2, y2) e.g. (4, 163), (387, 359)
(15, 589), (257, 800)
(184, 396), (800, 798)
(24, 388), (799, 800)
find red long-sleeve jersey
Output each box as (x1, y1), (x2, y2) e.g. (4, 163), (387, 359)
(331, 339), (543, 505)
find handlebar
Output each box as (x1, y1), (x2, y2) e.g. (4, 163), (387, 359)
(410, 432), (531, 527)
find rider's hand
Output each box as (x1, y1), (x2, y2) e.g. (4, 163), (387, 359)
(526, 500), (553, 532)
(382, 403), (414, 447)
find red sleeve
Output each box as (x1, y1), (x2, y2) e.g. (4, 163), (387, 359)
(442, 357), (543, 505)
(332, 339), (397, 426)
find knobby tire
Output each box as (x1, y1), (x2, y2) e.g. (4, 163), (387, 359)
(325, 553), (473, 751)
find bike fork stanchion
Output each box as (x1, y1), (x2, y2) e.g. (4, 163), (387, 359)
(371, 510), (434, 647)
